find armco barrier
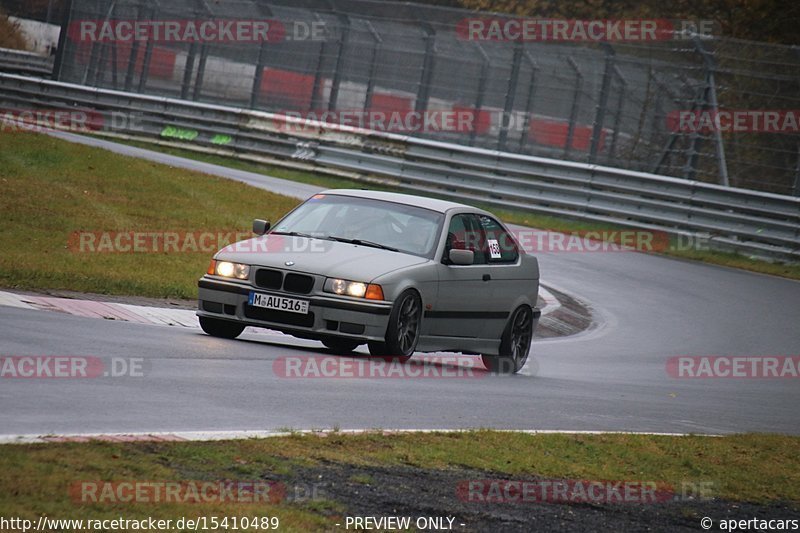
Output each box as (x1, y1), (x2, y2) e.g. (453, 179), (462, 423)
(0, 48), (54, 77)
(0, 72), (798, 260)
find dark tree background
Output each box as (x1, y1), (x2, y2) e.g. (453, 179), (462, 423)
(0, 0), (796, 43)
(434, 0), (799, 44)
(0, 0), (66, 23)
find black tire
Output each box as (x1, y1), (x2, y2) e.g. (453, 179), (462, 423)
(370, 289), (422, 362)
(199, 316), (245, 339)
(482, 306), (534, 374)
(322, 337), (361, 354)
(367, 341), (410, 363)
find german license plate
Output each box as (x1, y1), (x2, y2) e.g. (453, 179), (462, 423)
(248, 292), (309, 314)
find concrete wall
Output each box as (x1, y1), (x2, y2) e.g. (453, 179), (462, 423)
(9, 17), (60, 55)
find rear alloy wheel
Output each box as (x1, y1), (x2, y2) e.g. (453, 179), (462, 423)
(199, 316), (245, 339)
(322, 338), (361, 354)
(369, 290), (422, 362)
(482, 306), (533, 374)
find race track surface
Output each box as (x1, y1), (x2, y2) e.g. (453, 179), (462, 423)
(1, 133), (798, 436)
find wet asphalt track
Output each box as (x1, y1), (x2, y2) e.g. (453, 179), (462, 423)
(1, 132), (798, 436)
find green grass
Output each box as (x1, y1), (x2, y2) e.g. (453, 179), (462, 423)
(1, 432), (798, 531)
(0, 132), (300, 299)
(109, 136), (800, 281)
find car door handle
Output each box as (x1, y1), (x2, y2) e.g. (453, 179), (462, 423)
(482, 274), (491, 282)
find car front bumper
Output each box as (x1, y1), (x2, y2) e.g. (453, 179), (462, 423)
(196, 277), (393, 342)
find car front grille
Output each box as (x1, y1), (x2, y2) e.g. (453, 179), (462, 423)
(255, 269), (283, 290)
(255, 269), (314, 294)
(283, 273), (314, 294)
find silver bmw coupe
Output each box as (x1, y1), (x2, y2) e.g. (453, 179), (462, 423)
(197, 190), (540, 373)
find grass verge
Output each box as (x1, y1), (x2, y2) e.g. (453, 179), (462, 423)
(1, 432), (798, 531)
(0, 132), (300, 299)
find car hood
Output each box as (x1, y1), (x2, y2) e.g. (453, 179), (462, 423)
(215, 235), (429, 282)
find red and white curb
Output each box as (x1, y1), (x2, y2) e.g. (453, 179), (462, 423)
(0, 286), (560, 326)
(0, 290), (278, 336)
(0, 428), (717, 445)
(538, 285), (560, 316)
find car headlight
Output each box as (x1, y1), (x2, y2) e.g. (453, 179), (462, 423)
(208, 260), (250, 280)
(324, 278), (384, 300)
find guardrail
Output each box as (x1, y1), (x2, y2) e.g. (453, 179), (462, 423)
(1, 72), (798, 260)
(0, 48), (54, 77)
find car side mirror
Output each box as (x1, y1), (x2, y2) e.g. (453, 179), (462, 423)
(449, 249), (474, 266)
(252, 219), (271, 235)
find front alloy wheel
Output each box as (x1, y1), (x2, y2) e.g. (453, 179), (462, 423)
(368, 289), (422, 362)
(482, 305), (533, 374)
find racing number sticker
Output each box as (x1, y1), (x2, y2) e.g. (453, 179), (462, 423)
(488, 238), (502, 259)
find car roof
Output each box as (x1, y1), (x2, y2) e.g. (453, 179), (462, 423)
(318, 189), (486, 215)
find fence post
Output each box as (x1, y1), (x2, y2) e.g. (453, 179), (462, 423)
(608, 65), (627, 162)
(415, 23), (436, 115)
(84, 0), (118, 86)
(517, 50), (539, 152)
(363, 21), (382, 113)
(181, 41), (198, 100)
(469, 43), (490, 146)
(564, 57), (583, 158)
(653, 74), (694, 174)
(683, 82), (710, 181)
(589, 44), (615, 164)
(124, 2), (144, 91)
(109, 39), (119, 89)
(694, 36), (730, 187)
(192, 44), (209, 100)
(52, 0), (73, 80)
(327, 14), (350, 112)
(498, 40), (523, 151)
(249, 3), (276, 110)
(137, 2), (160, 93)
(250, 41), (267, 109)
(793, 142), (800, 197)
(93, 40), (110, 86)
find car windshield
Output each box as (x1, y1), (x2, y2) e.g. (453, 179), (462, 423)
(271, 194), (444, 258)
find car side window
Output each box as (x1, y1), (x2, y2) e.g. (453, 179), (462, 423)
(478, 215), (519, 263)
(443, 214), (487, 265)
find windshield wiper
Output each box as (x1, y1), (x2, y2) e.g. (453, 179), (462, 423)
(270, 231), (318, 239)
(327, 236), (399, 252)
